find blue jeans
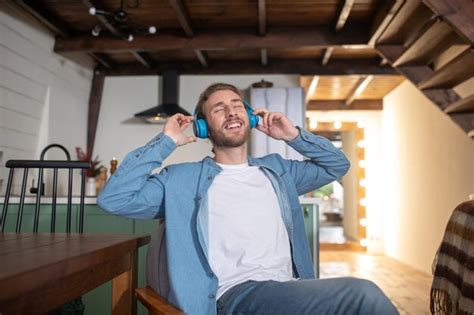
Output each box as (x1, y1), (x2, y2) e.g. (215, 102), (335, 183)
(217, 278), (399, 315)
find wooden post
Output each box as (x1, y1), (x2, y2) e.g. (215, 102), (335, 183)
(87, 68), (105, 157)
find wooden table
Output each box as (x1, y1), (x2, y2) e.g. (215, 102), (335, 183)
(0, 233), (150, 315)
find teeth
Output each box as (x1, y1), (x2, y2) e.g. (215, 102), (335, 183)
(225, 121), (241, 129)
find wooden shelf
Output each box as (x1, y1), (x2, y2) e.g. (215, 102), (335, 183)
(444, 94), (474, 114)
(418, 47), (474, 89)
(393, 20), (454, 67)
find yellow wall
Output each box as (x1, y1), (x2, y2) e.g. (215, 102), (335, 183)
(383, 80), (474, 273)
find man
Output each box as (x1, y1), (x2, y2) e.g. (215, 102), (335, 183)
(98, 83), (398, 314)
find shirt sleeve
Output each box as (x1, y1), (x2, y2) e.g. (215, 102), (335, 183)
(97, 132), (177, 219)
(285, 127), (351, 195)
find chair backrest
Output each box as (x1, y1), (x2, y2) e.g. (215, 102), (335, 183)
(146, 221), (170, 298)
(0, 144), (90, 233)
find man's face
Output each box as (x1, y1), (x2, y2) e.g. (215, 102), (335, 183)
(203, 89), (250, 148)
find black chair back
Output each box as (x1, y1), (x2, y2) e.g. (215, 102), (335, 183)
(1, 144), (90, 233)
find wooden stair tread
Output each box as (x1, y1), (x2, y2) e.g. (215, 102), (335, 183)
(393, 20), (454, 67)
(444, 94), (474, 114)
(418, 48), (474, 89)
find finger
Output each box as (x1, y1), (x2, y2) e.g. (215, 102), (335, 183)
(255, 124), (269, 135)
(253, 108), (269, 121)
(253, 108), (269, 115)
(173, 113), (186, 121)
(269, 112), (284, 127)
(265, 111), (272, 128)
(179, 121), (191, 131)
(186, 136), (197, 143)
(177, 116), (193, 126)
(268, 113), (276, 127)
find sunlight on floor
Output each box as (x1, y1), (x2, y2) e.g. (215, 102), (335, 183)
(320, 251), (433, 314)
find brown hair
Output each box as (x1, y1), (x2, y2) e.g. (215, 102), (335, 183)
(195, 83), (242, 119)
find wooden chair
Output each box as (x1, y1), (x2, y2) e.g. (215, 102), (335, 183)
(430, 200), (474, 314)
(135, 286), (182, 315)
(135, 221), (183, 314)
(1, 144), (89, 233)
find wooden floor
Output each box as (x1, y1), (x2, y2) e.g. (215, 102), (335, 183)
(320, 251), (433, 314)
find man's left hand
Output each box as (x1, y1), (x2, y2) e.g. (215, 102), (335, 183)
(253, 109), (299, 142)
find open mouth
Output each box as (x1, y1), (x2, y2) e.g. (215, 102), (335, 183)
(224, 120), (243, 130)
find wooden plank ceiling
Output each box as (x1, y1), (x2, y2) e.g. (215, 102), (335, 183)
(5, 0), (474, 134)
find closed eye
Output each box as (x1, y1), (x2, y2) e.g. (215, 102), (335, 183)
(212, 105), (224, 113)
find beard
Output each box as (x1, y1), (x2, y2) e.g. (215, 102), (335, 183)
(208, 123), (250, 148)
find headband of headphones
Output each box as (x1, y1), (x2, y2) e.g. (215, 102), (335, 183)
(193, 100), (259, 139)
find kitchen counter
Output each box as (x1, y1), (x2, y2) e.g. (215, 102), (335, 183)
(2, 196), (319, 206)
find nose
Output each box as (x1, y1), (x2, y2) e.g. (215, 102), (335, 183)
(224, 104), (236, 117)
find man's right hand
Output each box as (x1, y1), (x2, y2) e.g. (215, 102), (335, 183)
(163, 114), (197, 146)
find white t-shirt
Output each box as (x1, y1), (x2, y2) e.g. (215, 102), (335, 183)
(208, 162), (294, 299)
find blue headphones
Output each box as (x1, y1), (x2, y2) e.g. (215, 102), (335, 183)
(193, 100), (259, 139)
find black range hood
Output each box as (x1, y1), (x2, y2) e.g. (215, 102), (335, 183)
(134, 70), (191, 124)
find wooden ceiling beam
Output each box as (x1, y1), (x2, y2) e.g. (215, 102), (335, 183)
(368, 0), (405, 46)
(322, 47), (334, 65)
(194, 50), (209, 68)
(82, 0), (122, 38)
(12, 0), (71, 37)
(10, 0), (116, 71)
(307, 100), (383, 111)
(258, 0), (266, 35)
(103, 58), (396, 76)
(88, 52), (115, 69)
(422, 0), (474, 44)
(169, 0), (194, 37)
(84, 1), (155, 70)
(131, 52), (155, 69)
(305, 76), (320, 102)
(54, 26), (370, 53)
(260, 49), (268, 66)
(335, 0), (355, 31)
(258, 0), (267, 67)
(345, 75), (374, 106)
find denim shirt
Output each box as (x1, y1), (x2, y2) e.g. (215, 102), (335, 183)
(97, 127), (350, 315)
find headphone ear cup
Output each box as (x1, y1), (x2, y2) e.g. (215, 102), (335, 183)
(193, 118), (208, 139)
(243, 100), (258, 129)
(247, 109), (259, 129)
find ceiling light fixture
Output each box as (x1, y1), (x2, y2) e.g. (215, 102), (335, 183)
(88, 0), (156, 41)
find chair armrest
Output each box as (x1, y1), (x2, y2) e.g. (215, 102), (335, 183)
(135, 286), (183, 315)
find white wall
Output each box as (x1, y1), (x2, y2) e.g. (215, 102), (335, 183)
(0, 4), (93, 195)
(383, 80), (474, 273)
(94, 75), (299, 169)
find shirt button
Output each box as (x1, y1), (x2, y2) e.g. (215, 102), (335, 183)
(208, 294), (215, 299)
(207, 176), (213, 180)
(208, 272), (214, 278)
